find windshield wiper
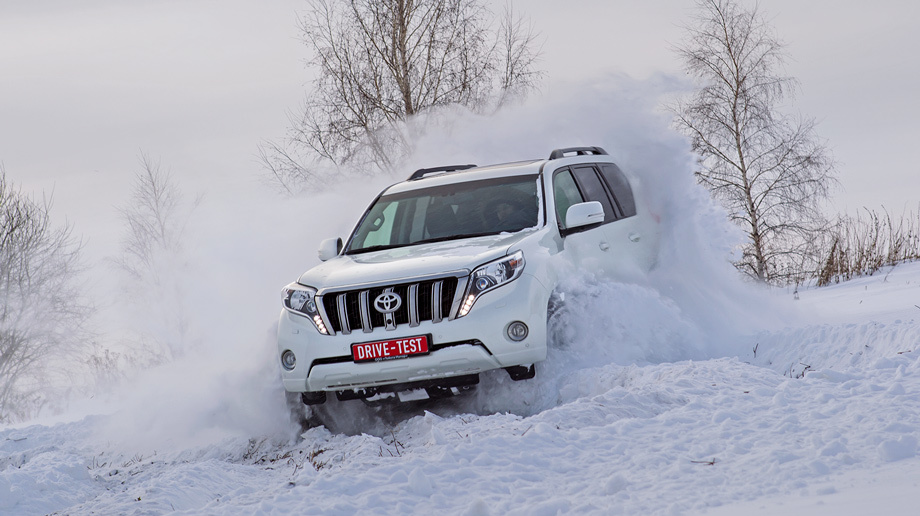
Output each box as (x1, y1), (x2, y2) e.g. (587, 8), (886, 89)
(345, 243), (407, 255)
(409, 232), (497, 246)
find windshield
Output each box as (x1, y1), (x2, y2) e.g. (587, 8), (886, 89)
(346, 175), (541, 254)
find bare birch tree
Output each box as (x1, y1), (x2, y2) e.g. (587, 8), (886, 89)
(114, 155), (198, 359)
(261, 0), (542, 190)
(115, 155), (187, 281)
(0, 166), (89, 422)
(672, 0), (835, 283)
(496, 3), (542, 104)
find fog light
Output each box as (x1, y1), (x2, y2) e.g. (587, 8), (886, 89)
(281, 350), (296, 370)
(507, 321), (528, 341)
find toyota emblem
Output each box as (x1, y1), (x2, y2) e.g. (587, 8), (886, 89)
(374, 292), (402, 314)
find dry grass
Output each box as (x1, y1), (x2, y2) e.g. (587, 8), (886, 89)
(817, 207), (920, 286)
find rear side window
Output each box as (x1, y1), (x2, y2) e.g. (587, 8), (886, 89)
(572, 166), (616, 223)
(553, 170), (584, 228)
(600, 164), (636, 218)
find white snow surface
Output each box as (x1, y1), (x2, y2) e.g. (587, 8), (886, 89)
(4, 266), (920, 516)
(3, 78), (920, 515)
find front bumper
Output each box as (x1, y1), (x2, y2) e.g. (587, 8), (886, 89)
(277, 272), (550, 393)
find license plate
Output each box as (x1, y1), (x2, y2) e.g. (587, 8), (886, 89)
(352, 335), (430, 363)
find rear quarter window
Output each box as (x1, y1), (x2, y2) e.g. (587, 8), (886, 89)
(599, 164), (637, 218)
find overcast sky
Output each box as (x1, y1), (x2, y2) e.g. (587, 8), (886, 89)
(2, 0), (918, 253)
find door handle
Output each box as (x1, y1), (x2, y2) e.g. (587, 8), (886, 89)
(599, 242), (610, 251)
(628, 232), (641, 243)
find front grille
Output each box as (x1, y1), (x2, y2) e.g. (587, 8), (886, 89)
(321, 277), (459, 335)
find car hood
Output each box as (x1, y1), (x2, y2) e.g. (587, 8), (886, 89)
(298, 231), (533, 289)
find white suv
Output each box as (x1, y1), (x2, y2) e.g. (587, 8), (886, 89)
(278, 147), (657, 405)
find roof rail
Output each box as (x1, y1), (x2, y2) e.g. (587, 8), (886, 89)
(407, 164), (477, 181)
(548, 146), (608, 160)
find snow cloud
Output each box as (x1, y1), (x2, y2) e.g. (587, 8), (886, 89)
(88, 73), (792, 448)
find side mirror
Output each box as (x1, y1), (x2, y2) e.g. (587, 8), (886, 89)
(565, 201), (605, 230)
(317, 237), (343, 261)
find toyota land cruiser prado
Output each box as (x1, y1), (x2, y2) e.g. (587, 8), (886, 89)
(278, 146), (657, 405)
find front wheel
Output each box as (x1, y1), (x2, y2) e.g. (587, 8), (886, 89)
(546, 290), (568, 350)
(504, 364), (536, 381)
(285, 391), (327, 432)
(300, 391), (327, 405)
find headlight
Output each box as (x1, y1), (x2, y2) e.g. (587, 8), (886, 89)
(458, 251), (525, 317)
(282, 283), (329, 335)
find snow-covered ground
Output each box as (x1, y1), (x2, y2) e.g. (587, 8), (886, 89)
(3, 260), (919, 515)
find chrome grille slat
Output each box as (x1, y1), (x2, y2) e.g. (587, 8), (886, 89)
(336, 293), (351, 335)
(431, 280), (443, 324)
(358, 290), (373, 333)
(408, 284), (419, 327)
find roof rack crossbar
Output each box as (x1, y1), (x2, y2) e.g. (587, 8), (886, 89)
(548, 146), (608, 160)
(408, 164), (477, 181)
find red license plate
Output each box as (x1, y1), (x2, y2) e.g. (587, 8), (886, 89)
(352, 335), (430, 363)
